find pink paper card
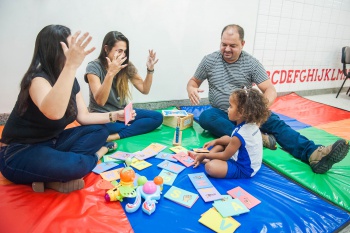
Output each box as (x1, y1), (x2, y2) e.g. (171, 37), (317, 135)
(173, 151), (195, 167)
(124, 102), (133, 125)
(109, 151), (135, 161)
(227, 186), (261, 209)
(95, 179), (115, 190)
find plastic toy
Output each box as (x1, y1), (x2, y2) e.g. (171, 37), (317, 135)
(105, 159), (137, 202)
(125, 176), (163, 215)
(173, 118), (182, 146)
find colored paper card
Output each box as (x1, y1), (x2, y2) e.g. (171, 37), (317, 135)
(144, 143), (167, 153)
(188, 172), (213, 189)
(169, 146), (188, 153)
(130, 159), (152, 170)
(193, 148), (210, 153)
(213, 199), (250, 217)
(157, 160), (185, 174)
(109, 151), (135, 160)
(198, 187), (222, 202)
(100, 167), (123, 181)
(111, 180), (119, 186)
(158, 169), (178, 186)
(162, 110), (188, 116)
(103, 155), (123, 163)
(95, 179), (115, 190)
(214, 195), (233, 204)
(155, 152), (178, 162)
(173, 151), (195, 167)
(92, 162), (119, 174)
(227, 186), (261, 209)
(124, 102), (133, 125)
(133, 173), (140, 187)
(199, 207), (240, 233)
(164, 186), (199, 208)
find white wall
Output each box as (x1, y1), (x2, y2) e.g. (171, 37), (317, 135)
(0, 0), (259, 113)
(254, 0), (350, 93)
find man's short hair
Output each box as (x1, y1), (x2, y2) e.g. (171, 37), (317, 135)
(221, 24), (244, 41)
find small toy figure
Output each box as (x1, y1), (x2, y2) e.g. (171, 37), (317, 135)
(104, 166), (137, 202)
(125, 176), (163, 215)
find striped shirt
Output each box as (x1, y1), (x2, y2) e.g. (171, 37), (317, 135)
(194, 50), (268, 112)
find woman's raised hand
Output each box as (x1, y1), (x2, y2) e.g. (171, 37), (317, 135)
(146, 49), (159, 71)
(106, 51), (128, 76)
(60, 31), (95, 69)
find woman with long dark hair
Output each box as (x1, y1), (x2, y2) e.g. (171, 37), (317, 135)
(0, 25), (134, 193)
(85, 31), (162, 141)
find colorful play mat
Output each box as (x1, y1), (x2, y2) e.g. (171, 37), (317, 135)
(0, 93), (349, 232)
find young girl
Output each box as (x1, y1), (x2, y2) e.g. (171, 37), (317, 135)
(85, 31), (163, 141)
(189, 88), (270, 179)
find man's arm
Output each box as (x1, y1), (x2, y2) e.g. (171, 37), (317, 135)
(256, 79), (277, 107)
(186, 77), (204, 105)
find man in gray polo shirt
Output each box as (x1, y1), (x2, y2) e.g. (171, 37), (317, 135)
(186, 24), (349, 174)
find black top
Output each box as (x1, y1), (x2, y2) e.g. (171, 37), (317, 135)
(1, 72), (80, 144)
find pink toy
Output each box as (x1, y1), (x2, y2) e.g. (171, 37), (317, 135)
(125, 176), (163, 215)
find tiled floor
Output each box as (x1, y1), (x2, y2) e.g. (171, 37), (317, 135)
(302, 92), (350, 111)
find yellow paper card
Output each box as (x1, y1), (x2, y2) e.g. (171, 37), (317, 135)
(199, 207), (240, 233)
(130, 160), (152, 170)
(100, 168), (123, 181)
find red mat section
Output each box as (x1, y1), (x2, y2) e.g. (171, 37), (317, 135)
(270, 93), (350, 126)
(0, 172), (133, 233)
(0, 124), (133, 233)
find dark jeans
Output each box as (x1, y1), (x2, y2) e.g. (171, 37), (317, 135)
(198, 108), (319, 163)
(106, 108), (163, 139)
(0, 124), (109, 184)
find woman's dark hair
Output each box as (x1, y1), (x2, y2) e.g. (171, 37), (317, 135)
(17, 25), (71, 115)
(97, 31), (132, 104)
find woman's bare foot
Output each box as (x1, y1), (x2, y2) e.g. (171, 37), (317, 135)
(96, 142), (117, 159)
(107, 133), (120, 142)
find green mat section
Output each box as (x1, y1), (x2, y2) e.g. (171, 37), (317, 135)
(263, 127), (350, 212)
(114, 122), (214, 154)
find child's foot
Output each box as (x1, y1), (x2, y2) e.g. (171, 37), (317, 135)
(32, 179), (85, 193)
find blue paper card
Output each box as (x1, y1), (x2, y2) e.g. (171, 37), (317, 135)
(188, 172), (213, 189)
(155, 152), (178, 162)
(158, 169), (178, 185)
(92, 162), (119, 174)
(164, 186), (199, 208)
(157, 160), (185, 174)
(213, 199), (250, 217)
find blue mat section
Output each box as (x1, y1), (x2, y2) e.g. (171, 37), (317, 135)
(180, 105), (212, 122)
(273, 112), (311, 131)
(121, 157), (350, 232)
(180, 105), (311, 131)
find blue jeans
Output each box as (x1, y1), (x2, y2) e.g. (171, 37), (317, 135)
(106, 108), (162, 139)
(199, 108), (319, 163)
(0, 125), (109, 184)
